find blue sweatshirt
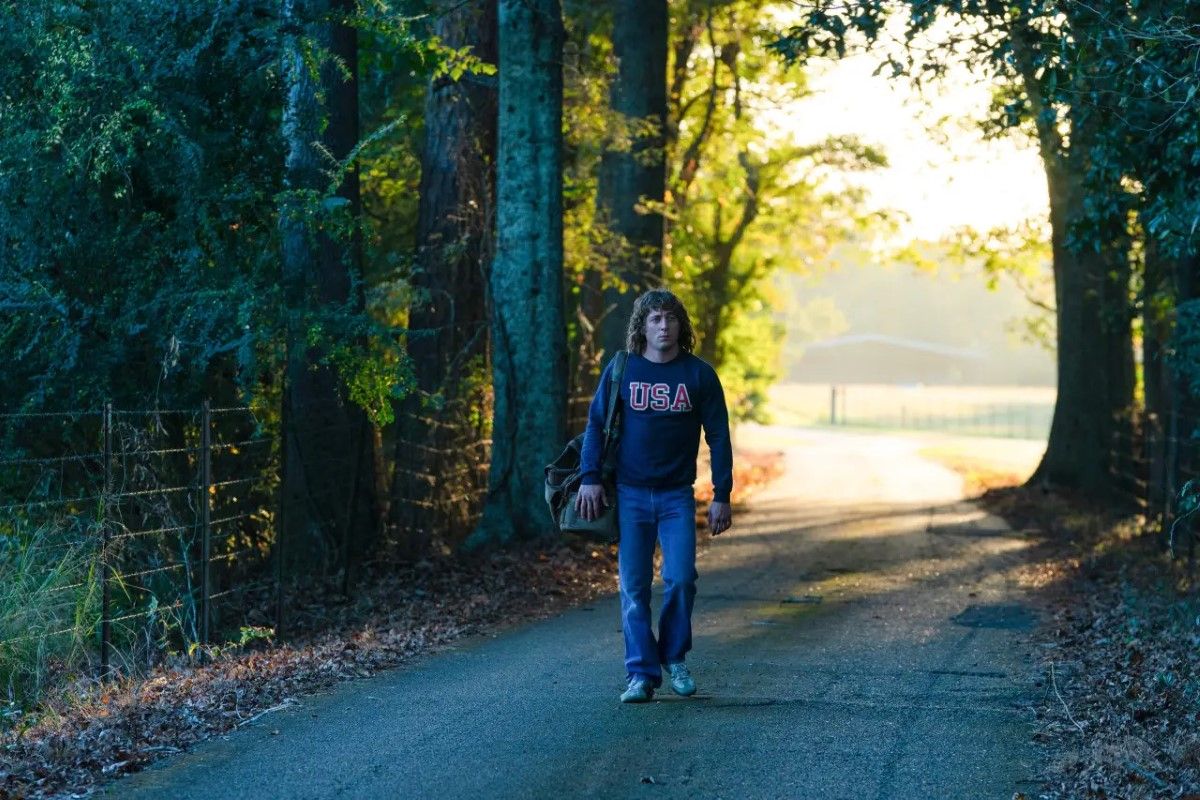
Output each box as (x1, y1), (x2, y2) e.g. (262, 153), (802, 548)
(580, 350), (733, 503)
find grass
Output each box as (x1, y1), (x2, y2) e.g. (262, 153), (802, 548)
(917, 440), (1045, 495)
(0, 517), (100, 714)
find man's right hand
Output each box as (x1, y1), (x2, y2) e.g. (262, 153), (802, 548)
(574, 484), (609, 521)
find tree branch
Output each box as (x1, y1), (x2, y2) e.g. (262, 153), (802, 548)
(668, 21), (703, 148)
(724, 151), (760, 255)
(673, 1), (719, 211)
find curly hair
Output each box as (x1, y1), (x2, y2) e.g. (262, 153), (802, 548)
(625, 288), (696, 355)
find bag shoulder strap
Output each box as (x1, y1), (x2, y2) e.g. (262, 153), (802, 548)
(602, 350), (627, 442)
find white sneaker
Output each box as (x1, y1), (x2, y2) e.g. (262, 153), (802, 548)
(665, 661), (696, 696)
(620, 676), (654, 703)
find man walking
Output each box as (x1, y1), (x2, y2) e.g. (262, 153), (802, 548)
(576, 288), (733, 703)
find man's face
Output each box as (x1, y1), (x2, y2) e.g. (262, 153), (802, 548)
(643, 307), (681, 353)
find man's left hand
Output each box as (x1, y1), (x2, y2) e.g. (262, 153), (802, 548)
(708, 501), (732, 536)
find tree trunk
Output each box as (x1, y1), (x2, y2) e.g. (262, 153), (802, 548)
(1143, 237), (1170, 517)
(392, 0), (498, 556)
(280, 0), (374, 573)
(1028, 118), (1134, 494)
(696, 147), (758, 368)
(1007, 24), (1133, 495)
(696, 244), (731, 366)
(473, 0), (568, 544)
(595, 0), (667, 359)
(1165, 254), (1200, 521)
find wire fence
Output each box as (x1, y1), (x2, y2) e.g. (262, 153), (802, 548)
(386, 368), (594, 557)
(0, 402), (278, 681)
(389, 411), (491, 557)
(1109, 409), (1200, 565)
(769, 383), (1057, 440)
(2, 371), (589, 684)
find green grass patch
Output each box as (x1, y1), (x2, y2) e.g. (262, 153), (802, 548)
(0, 517), (100, 714)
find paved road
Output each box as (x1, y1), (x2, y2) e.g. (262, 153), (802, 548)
(113, 427), (1043, 800)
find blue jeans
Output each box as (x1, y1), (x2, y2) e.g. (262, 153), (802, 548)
(617, 484), (698, 686)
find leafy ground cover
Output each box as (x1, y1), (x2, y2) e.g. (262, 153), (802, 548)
(0, 449), (782, 799)
(980, 486), (1200, 800)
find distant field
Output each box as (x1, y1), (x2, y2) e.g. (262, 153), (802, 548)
(768, 383), (1057, 441)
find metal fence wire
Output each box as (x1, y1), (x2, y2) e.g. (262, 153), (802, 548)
(819, 384), (1056, 439)
(1109, 409), (1200, 564)
(0, 403), (278, 678)
(388, 387), (493, 556)
(2, 373), (586, 679)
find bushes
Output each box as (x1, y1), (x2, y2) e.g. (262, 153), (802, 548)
(0, 0), (287, 415)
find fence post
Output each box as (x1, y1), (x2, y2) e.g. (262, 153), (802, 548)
(200, 401), (212, 654)
(340, 415), (369, 598)
(1166, 408), (1179, 525)
(276, 394), (288, 639)
(830, 386), (838, 425)
(100, 401), (112, 679)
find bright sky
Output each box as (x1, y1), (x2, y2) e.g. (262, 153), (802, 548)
(785, 53), (1050, 242)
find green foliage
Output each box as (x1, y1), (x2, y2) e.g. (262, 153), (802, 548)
(0, 517), (99, 708)
(561, 9), (620, 286)
(358, 2), (451, 287)
(430, 38), (498, 82)
(558, 5), (635, 394)
(1170, 479), (1200, 560)
(939, 221), (1056, 351)
(188, 624), (275, 661)
(0, 0), (286, 412)
(323, 333), (416, 427)
(772, 0), (1200, 388)
(0, 0), (426, 417)
(706, 286), (786, 424)
(665, 0), (890, 420)
(0, 0), (435, 700)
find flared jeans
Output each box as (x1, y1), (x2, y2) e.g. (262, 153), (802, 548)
(617, 484), (698, 686)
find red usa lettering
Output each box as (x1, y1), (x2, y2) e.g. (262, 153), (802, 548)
(671, 383), (692, 412)
(650, 384), (670, 410)
(629, 382), (693, 412)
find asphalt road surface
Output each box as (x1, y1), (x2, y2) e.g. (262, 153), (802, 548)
(113, 427), (1045, 800)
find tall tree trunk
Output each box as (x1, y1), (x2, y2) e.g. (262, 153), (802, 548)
(1165, 253), (1200, 519)
(280, 0), (374, 573)
(1011, 25), (1134, 495)
(1026, 104), (1134, 492)
(595, 0), (668, 359)
(473, 0), (568, 544)
(1143, 236), (1170, 516)
(696, 93), (759, 369)
(696, 244), (731, 366)
(392, 0), (498, 556)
